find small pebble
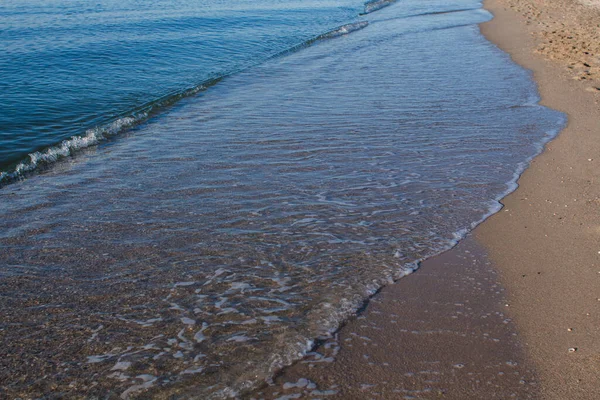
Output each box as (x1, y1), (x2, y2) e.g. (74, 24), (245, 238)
(567, 328), (573, 332)
(568, 347), (577, 353)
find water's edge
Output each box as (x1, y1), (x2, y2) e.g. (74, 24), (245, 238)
(239, 15), (567, 400)
(0, 1), (568, 398)
(0, 1), (490, 188)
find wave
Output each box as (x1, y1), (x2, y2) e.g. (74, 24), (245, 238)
(0, 83), (214, 187)
(236, 109), (566, 399)
(3, 116), (140, 182)
(0, 16), (379, 187)
(316, 21), (369, 40)
(362, 0), (398, 15)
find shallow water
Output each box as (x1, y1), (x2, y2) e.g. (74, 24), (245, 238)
(0, 0), (563, 398)
(0, 0), (363, 176)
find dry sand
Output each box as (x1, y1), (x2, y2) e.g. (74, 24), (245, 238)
(478, 0), (600, 398)
(498, 0), (600, 85)
(248, 0), (600, 398)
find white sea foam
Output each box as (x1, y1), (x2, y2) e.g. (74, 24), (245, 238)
(318, 21), (369, 40)
(227, 335), (251, 343)
(174, 281), (196, 287)
(283, 378), (307, 389)
(1, 115), (143, 185)
(363, 0), (398, 14)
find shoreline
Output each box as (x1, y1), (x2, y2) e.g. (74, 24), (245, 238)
(249, 0), (600, 398)
(478, 0), (600, 397)
(252, 236), (540, 399)
(1, 1), (598, 398)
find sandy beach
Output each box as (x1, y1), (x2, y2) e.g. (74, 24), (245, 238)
(251, 237), (540, 399)
(478, 0), (600, 398)
(1, 0), (598, 398)
(249, 0), (600, 398)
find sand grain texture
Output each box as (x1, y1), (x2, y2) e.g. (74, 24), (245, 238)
(478, 0), (600, 398)
(500, 0), (600, 85)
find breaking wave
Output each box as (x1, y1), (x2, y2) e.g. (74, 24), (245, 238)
(362, 0), (398, 15)
(3, 116), (140, 182)
(317, 21), (369, 39)
(0, 1), (395, 188)
(0, 19), (374, 188)
(0, 84), (211, 187)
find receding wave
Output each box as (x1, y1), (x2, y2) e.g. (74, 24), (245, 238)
(362, 0), (398, 15)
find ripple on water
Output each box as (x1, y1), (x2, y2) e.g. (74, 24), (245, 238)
(0, 0), (564, 398)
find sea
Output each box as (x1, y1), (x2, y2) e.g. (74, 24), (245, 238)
(0, 0), (564, 398)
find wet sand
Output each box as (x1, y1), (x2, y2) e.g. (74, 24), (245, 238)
(477, 0), (600, 398)
(249, 0), (600, 398)
(251, 237), (539, 399)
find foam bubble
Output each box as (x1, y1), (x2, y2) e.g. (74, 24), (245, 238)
(1, 115), (142, 186)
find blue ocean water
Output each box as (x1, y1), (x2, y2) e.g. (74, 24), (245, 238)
(0, 0), (564, 398)
(0, 0), (366, 179)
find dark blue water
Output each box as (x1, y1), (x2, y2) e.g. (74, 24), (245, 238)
(0, 0), (564, 398)
(0, 0), (367, 179)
